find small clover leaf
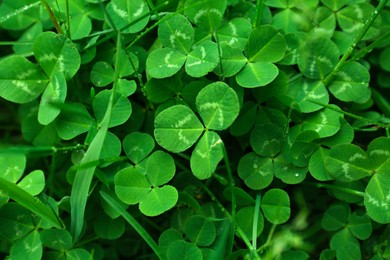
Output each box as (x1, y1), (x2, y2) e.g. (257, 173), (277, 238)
(123, 132), (155, 164)
(33, 31), (80, 80)
(330, 228), (361, 260)
(261, 188), (291, 224)
(106, 0), (150, 33)
(144, 76), (182, 103)
(185, 40), (219, 78)
(213, 42), (247, 78)
(238, 152), (274, 190)
(190, 131), (224, 180)
(90, 61), (115, 87)
(364, 174), (390, 224)
(146, 151), (175, 187)
(250, 123), (284, 157)
(0, 56), (48, 103)
(236, 62), (279, 88)
(92, 89), (132, 128)
(347, 212), (372, 240)
(195, 81), (240, 130)
(246, 25), (286, 63)
(236, 206), (264, 240)
(158, 13), (194, 54)
(139, 185), (178, 217)
(321, 203), (351, 232)
(38, 72), (67, 125)
(298, 36), (339, 79)
(183, 215), (216, 246)
(325, 144), (371, 182)
(301, 107), (342, 138)
(166, 240), (202, 260)
(184, 0), (227, 31)
(154, 105), (204, 153)
(217, 17), (252, 50)
(114, 167), (150, 205)
(328, 61), (371, 104)
(146, 48), (187, 79)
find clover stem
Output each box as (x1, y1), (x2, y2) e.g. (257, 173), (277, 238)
(323, 0), (389, 86)
(307, 182), (365, 197)
(251, 193), (262, 256)
(258, 224), (277, 253)
(254, 0), (265, 28)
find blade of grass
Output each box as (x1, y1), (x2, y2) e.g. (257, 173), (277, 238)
(0, 1), (40, 24)
(252, 193), (261, 257)
(100, 190), (164, 259)
(0, 177), (64, 229)
(70, 30), (123, 243)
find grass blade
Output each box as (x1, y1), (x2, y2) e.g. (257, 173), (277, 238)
(0, 177), (63, 229)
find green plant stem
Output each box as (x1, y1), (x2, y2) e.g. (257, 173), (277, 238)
(40, 0), (63, 34)
(307, 182), (365, 197)
(221, 144), (236, 254)
(308, 99), (390, 129)
(252, 193), (261, 256)
(200, 182), (260, 259)
(351, 31), (390, 61)
(100, 191), (163, 259)
(258, 224), (277, 253)
(254, 0), (264, 28)
(323, 0), (389, 86)
(65, 0), (71, 38)
(0, 143), (87, 156)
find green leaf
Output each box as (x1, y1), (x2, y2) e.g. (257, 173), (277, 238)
(196, 81), (240, 130)
(154, 105), (204, 153)
(328, 61), (371, 103)
(288, 78), (329, 113)
(68, 14), (92, 40)
(159, 228), (183, 247)
(235, 206), (264, 240)
(123, 132), (155, 164)
(115, 167), (150, 205)
(94, 214), (125, 240)
(250, 123), (284, 157)
(38, 72), (67, 125)
(144, 76), (182, 103)
(0, 0), (40, 30)
(33, 31), (81, 80)
(246, 25), (286, 63)
(321, 203), (350, 231)
(185, 40), (219, 78)
(183, 215), (216, 246)
(106, 0), (150, 33)
(217, 17), (251, 50)
(236, 62), (279, 88)
(379, 47), (390, 72)
(90, 61), (115, 87)
(100, 131), (122, 162)
(167, 240), (202, 260)
(364, 174), (390, 224)
(301, 107), (342, 138)
(321, 0), (350, 11)
(10, 230), (42, 260)
(146, 48), (186, 79)
(330, 228), (361, 260)
(214, 42), (247, 78)
(0, 178), (63, 229)
(347, 212), (372, 240)
(0, 153), (26, 183)
(55, 103), (95, 140)
(367, 137), (390, 170)
(229, 101), (257, 136)
(184, 0), (227, 31)
(139, 185), (178, 217)
(273, 156), (308, 184)
(0, 203), (35, 242)
(146, 151), (176, 187)
(158, 13), (194, 54)
(0, 55), (48, 103)
(40, 229), (73, 251)
(17, 170), (45, 196)
(238, 153), (274, 190)
(190, 131), (224, 180)
(261, 188), (290, 224)
(298, 37), (339, 79)
(325, 144), (371, 182)
(309, 147), (333, 181)
(272, 9), (303, 33)
(93, 90), (132, 128)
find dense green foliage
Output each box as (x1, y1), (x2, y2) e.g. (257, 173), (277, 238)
(1, 0), (390, 259)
